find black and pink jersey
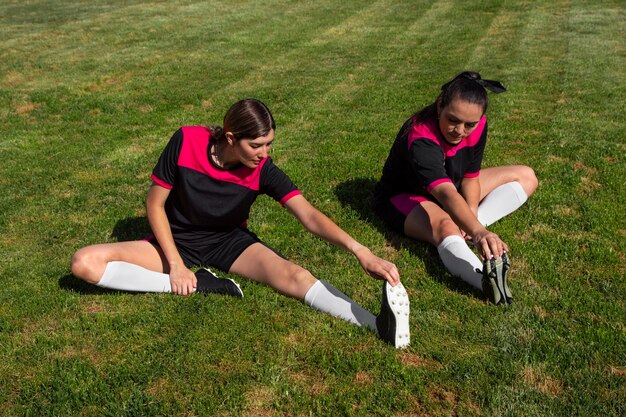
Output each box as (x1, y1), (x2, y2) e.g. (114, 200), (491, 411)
(375, 115), (487, 203)
(151, 126), (301, 233)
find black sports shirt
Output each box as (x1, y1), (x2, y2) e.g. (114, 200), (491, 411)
(151, 126), (301, 233)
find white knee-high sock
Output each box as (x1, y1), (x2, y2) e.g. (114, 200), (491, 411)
(97, 261), (172, 293)
(304, 280), (377, 331)
(437, 235), (483, 290)
(477, 181), (528, 227)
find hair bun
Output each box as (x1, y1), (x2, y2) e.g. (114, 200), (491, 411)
(457, 71), (482, 81)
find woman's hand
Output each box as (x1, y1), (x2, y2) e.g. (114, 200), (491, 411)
(168, 262), (197, 296)
(353, 246), (401, 287)
(432, 182), (508, 259)
(472, 229), (509, 260)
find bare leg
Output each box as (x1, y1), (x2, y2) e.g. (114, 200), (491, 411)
(478, 165), (538, 199)
(229, 243), (317, 299)
(71, 241), (167, 285)
(401, 165), (537, 242)
(403, 200), (461, 246)
(229, 243), (378, 329)
(403, 201), (483, 289)
(399, 166), (537, 292)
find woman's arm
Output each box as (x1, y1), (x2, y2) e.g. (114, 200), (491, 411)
(431, 182), (508, 259)
(460, 176), (481, 217)
(146, 184), (197, 295)
(284, 195), (400, 286)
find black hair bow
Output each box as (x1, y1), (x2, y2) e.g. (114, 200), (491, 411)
(474, 78), (507, 93)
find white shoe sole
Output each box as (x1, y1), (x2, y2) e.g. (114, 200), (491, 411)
(386, 282), (410, 349)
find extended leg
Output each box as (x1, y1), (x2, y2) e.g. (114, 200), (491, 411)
(229, 243), (374, 324)
(229, 243), (410, 348)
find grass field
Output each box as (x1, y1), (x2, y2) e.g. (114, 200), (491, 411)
(1, 0), (624, 415)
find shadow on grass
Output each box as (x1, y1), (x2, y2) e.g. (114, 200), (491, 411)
(58, 216), (154, 294)
(111, 216), (152, 241)
(58, 273), (120, 295)
(334, 177), (481, 298)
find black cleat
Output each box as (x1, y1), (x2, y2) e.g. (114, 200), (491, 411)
(376, 281), (410, 349)
(481, 252), (512, 305)
(501, 252), (513, 304)
(195, 268), (243, 298)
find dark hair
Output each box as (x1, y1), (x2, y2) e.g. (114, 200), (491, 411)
(411, 71), (490, 123)
(210, 98), (275, 142)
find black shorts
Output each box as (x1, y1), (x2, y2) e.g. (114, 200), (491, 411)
(373, 192), (437, 235)
(146, 227), (272, 272)
(373, 197), (407, 235)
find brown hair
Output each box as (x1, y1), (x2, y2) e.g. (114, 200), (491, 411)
(210, 98), (275, 142)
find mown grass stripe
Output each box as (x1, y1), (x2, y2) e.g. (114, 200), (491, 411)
(0, 1), (623, 416)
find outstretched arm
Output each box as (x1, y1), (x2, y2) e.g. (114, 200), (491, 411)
(284, 195), (400, 286)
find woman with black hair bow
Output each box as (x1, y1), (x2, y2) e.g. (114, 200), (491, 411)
(374, 72), (538, 305)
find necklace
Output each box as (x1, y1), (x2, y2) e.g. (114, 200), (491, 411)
(210, 140), (223, 167)
(211, 140), (237, 169)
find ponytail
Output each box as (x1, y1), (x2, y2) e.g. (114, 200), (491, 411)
(208, 125), (226, 143)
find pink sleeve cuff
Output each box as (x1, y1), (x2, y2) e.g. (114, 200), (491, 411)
(151, 174), (173, 190)
(280, 190), (302, 206)
(426, 178), (452, 193)
(464, 171), (480, 178)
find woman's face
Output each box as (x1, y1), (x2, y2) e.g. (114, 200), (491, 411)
(437, 98), (484, 144)
(230, 129), (274, 168)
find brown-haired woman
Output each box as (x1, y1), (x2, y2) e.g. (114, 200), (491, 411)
(71, 99), (410, 348)
(374, 72), (538, 305)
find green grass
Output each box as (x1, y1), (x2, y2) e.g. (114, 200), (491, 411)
(1, 0), (624, 415)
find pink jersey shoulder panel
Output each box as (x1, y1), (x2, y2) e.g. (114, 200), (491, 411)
(178, 126), (263, 191)
(178, 126), (210, 171)
(407, 118), (441, 149)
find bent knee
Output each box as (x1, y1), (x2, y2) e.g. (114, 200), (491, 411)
(434, 218), (462, 244)
(516, 165), (538, 196)
(71, 248), (104, 284)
